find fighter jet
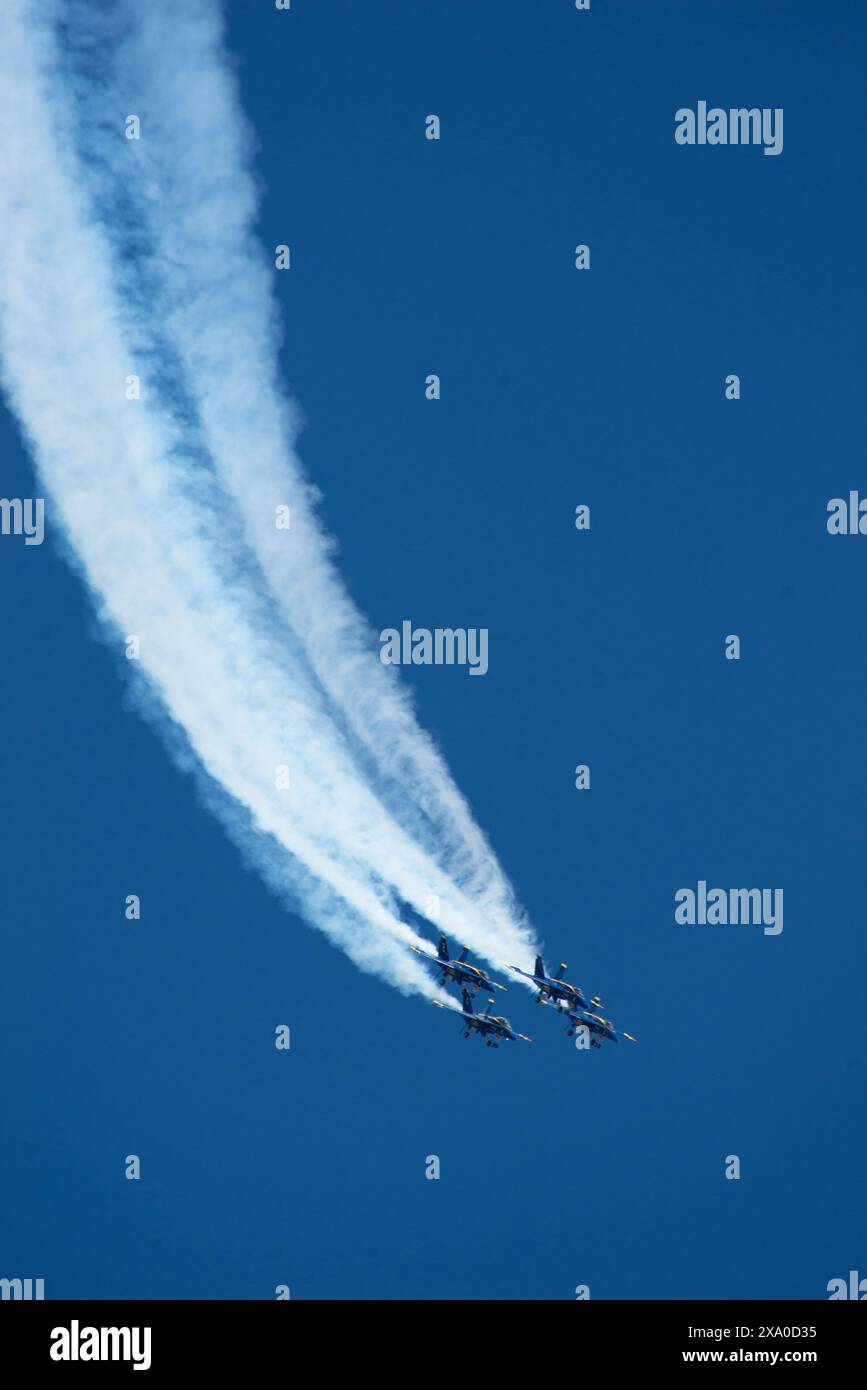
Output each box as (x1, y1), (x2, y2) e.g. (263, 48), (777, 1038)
(565, 1008), (637, 1048)
(432, 989), (531, 1048)
(507, 955), (602, 1013)
(411, 934), (506, 995)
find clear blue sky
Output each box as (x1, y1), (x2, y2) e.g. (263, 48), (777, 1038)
(2, 0), (865, 1299)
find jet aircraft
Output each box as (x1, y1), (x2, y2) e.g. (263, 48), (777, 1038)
(433, 989), (531, 1048)
(565, 1008), (637, 1048)
(411, 934), (506, 994)
(508, 955), (602, 1013)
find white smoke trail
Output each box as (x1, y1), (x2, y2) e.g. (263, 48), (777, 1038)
(70, 0), (535, 966)
(0, 0), (539, 995)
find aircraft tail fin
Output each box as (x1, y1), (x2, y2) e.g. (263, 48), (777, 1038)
(457, 945), (469, 963)
(437, 935), (450, 962)
(553, 962), (568, 980)
(534, 955), (546, 979)
(461, 988), (474, 1015)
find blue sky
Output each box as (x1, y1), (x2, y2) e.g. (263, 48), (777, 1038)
(1, 0), (865, 1299)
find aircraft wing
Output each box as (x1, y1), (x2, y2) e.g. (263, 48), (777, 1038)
(410, 945), (435, 963)
(507, 964), (538, 983)
(431, 1000), (470, 1021)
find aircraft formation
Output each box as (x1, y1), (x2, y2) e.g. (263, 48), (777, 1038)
(415, 935), (637, 1051)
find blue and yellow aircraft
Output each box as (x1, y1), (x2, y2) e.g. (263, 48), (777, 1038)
(433, 989), (531, 1048)
(565, 1008), (637, 1048)
(507, 955), (602, 1013)
(411, 934), (506, 995)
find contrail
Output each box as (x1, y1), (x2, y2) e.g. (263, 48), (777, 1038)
(0, 0), (539, 996)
